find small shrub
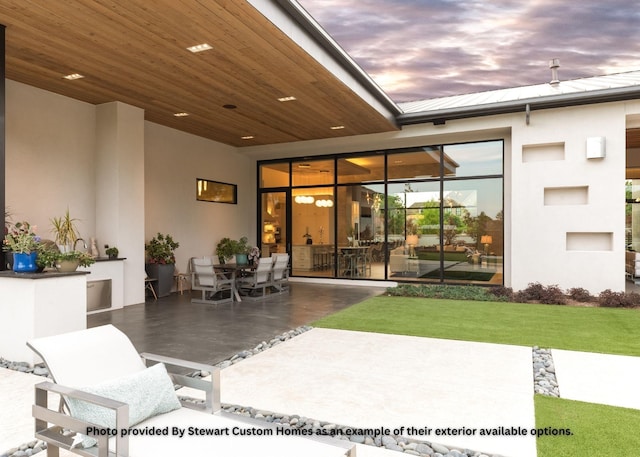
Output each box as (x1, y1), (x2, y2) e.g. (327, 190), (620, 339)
(627, 292), (640, 307)
(512, 290), (529, 303)
(385, 284), (508, 301)
(520, 282), (546, 301)
(567, 287), (593, 303)
(488, 286), (514, 300)
(518, 282), (566, 305)
(538, 284), (566, 305)
(598, 289), (633, 308)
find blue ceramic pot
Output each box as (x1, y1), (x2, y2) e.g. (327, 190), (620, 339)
(235, 253), (248, 265)
(13, 251), (38, 273)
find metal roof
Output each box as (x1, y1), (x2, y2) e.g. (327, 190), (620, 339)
(397, 70), (640, 125)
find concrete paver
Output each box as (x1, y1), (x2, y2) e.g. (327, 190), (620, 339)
(552, 349), (640, 410)
(220, 329), (537, 457)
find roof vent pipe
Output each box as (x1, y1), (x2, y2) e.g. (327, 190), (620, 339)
(549, 58), (560, 85)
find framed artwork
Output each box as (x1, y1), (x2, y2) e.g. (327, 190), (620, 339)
(196, 178), (237, 204)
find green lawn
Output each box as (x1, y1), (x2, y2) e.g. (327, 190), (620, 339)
(314, 296), (640, 456)
(313, 296), (640, 356)
(535, 395), (640, 457)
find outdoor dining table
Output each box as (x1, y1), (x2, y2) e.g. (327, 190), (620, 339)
(339, 246), (368, 276)
(213, 263), (255, 302)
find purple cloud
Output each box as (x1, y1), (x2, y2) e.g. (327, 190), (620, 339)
(298, 0), (640, 102)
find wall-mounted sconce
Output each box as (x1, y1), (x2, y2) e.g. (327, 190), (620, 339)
(586, 137), (606, 159)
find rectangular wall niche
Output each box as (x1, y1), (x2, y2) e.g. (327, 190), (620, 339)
(566, 232), (613, 251)
(544, 186), (588, 206)
(522, 143), (565, 163)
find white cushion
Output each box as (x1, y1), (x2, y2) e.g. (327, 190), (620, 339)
(27, 325), (146, 386)
(67, 363), (181, 431)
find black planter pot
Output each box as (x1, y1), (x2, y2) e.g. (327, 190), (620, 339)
(145, 263), (175, 297)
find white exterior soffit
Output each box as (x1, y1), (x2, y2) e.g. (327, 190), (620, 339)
(250, 0), (401, 121)
(397, 71), (640, 125)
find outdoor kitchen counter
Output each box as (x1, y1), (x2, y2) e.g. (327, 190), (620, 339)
(0, 271), (88, 365)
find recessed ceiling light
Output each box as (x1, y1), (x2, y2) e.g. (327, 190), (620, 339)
(173, 112), (189, 117)
(298, 163), (311, 168)
(187, 43), (213, 53)
(277, 96), (297, 102)
(223, 104), (237, 110)
(63, 73), (84, 80)
(330, 125), (345, 130)
(241, 135), (255, 140)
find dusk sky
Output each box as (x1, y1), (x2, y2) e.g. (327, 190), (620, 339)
(297, 0), (640, 103)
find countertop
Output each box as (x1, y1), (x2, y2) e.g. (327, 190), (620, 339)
(0, 270), (90, 280)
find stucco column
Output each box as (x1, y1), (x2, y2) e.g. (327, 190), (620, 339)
(95, 102), (145, 305)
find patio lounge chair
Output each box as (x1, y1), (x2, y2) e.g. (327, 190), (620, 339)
(237, 257), (272, 299)
(271, 253), (290, 293)
(190, 256), (235, 304)
(27, 324), (356, 457)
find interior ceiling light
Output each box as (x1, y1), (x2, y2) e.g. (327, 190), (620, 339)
(173, 112), (189, 117)
(63, 73), (84, 80)
(241, 135), (255, 140)
(297, 163), (311, 168)
(315, 198), (334, 208)
(187, 43), (213, 53)
(294, 195), (315, 204)
(277, 96), (297, 102)
(330, 125), (345, 130)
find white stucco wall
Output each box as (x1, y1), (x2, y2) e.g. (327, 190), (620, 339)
(5, 80), (257, 304)
(6, 80), (97, 239)
(144, 123), (257, 276)
(510, 103), (627, 293)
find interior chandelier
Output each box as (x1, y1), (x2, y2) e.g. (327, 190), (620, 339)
(294, 195), (314, 204)
(315, 199), (333, 207)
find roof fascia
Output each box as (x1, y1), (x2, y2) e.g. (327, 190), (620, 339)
(397, 86), (640, 126)
(266, 0), (401, 118)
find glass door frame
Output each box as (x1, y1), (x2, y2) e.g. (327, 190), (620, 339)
(257, 188), (291, 258)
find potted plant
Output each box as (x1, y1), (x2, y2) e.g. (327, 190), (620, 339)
(215, 236), (250, 264)
(234, 237), (251, 265)
(104, 245), (119, 260)
(36, 240), (60, 271)
(50, 209), (80, 253)
(303, 229), (313, 245)
(55, 250), (95, 272)
(3, 221), (41, 272)
(145, 233), (179, 297)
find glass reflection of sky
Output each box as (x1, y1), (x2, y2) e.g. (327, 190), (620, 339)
(444, 140), (503, 177)
(388, 178), (502, 220)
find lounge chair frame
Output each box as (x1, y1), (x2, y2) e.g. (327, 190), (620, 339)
(28, 326), (355, 457)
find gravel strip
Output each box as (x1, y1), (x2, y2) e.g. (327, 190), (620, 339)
(532, 346), (560, 397)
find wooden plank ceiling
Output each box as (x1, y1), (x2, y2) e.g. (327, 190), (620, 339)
(0, 0), (398, 147)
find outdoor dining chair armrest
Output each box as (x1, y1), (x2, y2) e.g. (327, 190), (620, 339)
(34, 381), (130, 457)
(140, 353), (220, 413)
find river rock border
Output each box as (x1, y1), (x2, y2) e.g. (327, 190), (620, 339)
(2, 329), (562, 457)
(532, 347), (559, 397)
